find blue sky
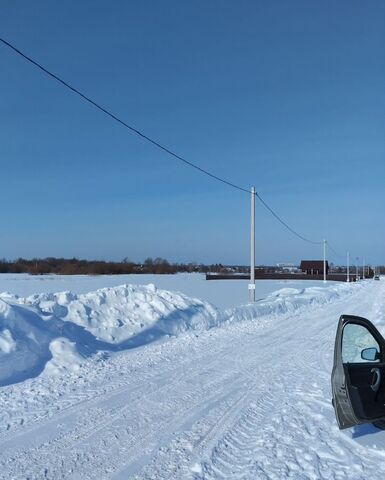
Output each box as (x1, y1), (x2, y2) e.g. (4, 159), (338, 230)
(1, 0), (384, 265)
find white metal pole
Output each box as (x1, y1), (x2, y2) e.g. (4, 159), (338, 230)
(249, 186), (256, 302)
(347, 251), (350, 282)
(323, 239), (327, 283)
(363, 258), (365, 279)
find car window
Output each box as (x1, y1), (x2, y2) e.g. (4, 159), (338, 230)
(342, 323), (380, 363)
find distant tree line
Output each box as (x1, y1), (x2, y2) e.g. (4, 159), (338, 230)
(0, 257), (249, 276)
(1, 258), (379, 276)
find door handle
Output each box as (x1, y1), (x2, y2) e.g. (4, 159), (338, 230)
(371, 368), (381, 393)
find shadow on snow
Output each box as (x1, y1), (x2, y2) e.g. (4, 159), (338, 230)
(0, 302), (209, 387)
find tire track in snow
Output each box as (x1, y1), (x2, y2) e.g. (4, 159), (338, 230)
(196, 393), (278, 480)
(2, 371), (244, 479)
(128, 364), (278, 480)
(70, 334), (276, 480)
(0, 331), (229, 447)
(0, 336), (254, 479)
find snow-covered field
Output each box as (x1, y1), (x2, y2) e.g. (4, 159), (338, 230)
(0, 274), (384, 479)
(0, 273), (335, 309)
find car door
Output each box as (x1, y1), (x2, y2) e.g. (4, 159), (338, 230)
(331, 314), (385, 429)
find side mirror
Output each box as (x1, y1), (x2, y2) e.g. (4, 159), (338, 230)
(361, 347), (380, 362)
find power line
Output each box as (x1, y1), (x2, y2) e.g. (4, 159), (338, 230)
(255, 193), (322, 245)
(0, 36), (323, 246)
(0, 37), (249, 195)
(326, 241), (345, 259)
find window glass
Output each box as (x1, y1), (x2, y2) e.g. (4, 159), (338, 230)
(342, 323), (380, 363)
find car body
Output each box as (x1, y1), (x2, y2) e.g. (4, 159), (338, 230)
(331, 315), (385, 429)
(374, 275), (380, 280)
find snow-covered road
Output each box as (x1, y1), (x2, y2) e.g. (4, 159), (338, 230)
(1, 280), (384, 479)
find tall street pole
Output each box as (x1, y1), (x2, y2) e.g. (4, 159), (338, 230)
(347, 251), (350, 282)
(363, 258), (365, 279)
(323, 239), (327, 283)
(249, 186), (256, 302)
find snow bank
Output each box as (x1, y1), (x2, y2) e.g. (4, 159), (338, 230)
(24, 284), (222, 343)
(0, 284), (223, 386)
(227, 283), (362, 322)
(0, 281), (362, 386)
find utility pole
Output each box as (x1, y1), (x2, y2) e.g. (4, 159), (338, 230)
(249, 186), (256, 302)
(323, 239), (327, 283)
(356, 257), (359, 281)
(347, 251), (350, 282)
(363, 258), (365, 279)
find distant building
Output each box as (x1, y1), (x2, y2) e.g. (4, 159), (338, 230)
(300, 260), (329, 275)
(276, 263), (299, 273)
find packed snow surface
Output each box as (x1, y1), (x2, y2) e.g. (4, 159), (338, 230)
(0, 275), (384, 479)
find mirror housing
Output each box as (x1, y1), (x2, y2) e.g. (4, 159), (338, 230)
(361, 347), (380, 362)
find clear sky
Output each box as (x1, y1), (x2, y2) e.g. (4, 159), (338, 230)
(1, 1), (384, 265)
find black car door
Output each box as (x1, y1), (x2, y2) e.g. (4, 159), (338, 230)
(331, 314), (385, 429)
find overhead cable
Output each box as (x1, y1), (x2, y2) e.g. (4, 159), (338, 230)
(255, 193), (322, 245)
(0, 36), (323, 246)
(326, 241), (345, 259)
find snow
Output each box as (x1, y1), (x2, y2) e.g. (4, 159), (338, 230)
(0, 274), (384, 479)
(0, 328), (16, 354)
(44, 338), (83, 376)
(0, 272), (336, 309)
(0, 284), (222, 386)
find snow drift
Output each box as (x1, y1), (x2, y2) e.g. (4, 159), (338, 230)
(0, 281), (362, 386)
(0, 284), (222, 386)
(227, 283), (362, 322)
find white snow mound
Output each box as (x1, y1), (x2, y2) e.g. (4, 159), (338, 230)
(227, 283), (362, 322)
(0, 284), (223, 386)
(24, 283), (223, 342)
